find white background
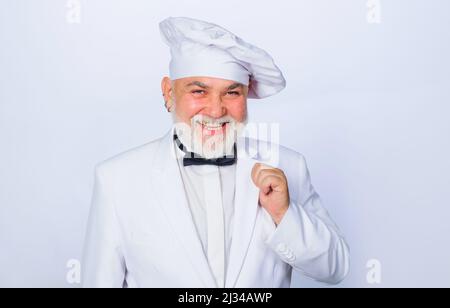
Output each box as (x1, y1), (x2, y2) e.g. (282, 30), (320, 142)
(1, 0), (449, 287)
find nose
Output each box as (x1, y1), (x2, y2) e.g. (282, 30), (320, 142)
(205, 96), (226, 118)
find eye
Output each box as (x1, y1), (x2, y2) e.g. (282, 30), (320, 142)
(227, 91), (241, 96)
(192, 90), (206, 95)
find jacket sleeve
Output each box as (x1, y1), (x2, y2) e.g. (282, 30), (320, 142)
(266, 154), (350, 284)
(82, 165), (126, 288)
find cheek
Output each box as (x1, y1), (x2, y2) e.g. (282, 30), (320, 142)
(175, 98), (204, 122)
(226, 99), (247, 122)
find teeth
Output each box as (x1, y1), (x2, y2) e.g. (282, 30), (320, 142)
(197, 121), (228, 130)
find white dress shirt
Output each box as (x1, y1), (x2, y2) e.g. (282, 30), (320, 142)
(174, 139), (236, 287)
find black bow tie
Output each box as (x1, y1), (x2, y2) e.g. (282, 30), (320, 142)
(174, 134), (237, 167)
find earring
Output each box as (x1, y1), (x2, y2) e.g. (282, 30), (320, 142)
(165, 99), (173, 112)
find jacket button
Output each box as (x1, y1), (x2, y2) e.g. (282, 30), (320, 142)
(285, 253), (296, 263)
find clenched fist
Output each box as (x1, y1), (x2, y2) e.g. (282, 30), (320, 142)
(251, 163), (290, 225)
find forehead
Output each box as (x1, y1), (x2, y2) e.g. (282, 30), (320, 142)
(175, 76), (244, 88)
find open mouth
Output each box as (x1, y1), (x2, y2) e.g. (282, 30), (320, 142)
(196, 121), (229, 136)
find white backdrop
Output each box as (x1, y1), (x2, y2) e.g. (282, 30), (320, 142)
(1, 0), (449, 288)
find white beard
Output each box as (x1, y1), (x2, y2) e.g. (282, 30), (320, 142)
(173, 114), (246, 159)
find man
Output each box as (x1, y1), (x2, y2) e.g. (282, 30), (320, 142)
(82, 16), (349, 288)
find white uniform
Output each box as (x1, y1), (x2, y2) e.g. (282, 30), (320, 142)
(175, 147), (236, 288)
(82, 127), (350, 288)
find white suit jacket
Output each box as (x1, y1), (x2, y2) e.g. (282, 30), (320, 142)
(82, 128), (350, 288)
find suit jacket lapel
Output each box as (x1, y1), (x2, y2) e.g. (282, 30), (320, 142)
(225, 137), (260, 288)
(151, 128), (217, 288)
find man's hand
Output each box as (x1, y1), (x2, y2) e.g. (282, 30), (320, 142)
(251, 163), (290, 225)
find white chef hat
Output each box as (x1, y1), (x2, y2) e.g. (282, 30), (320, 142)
(159, 17), (286, 99)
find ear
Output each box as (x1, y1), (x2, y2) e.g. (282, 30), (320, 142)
(161, 76), (172, 98)
(161, 77), (174, 111)
(244, 79), (251, 97)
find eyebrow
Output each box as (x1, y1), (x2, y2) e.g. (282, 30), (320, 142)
(227, 83), (244, 90)
(186, 81), (210, 89)
(185, 81), (244, 91)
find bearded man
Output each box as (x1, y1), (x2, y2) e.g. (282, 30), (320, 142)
(82, 16), (350, 288)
